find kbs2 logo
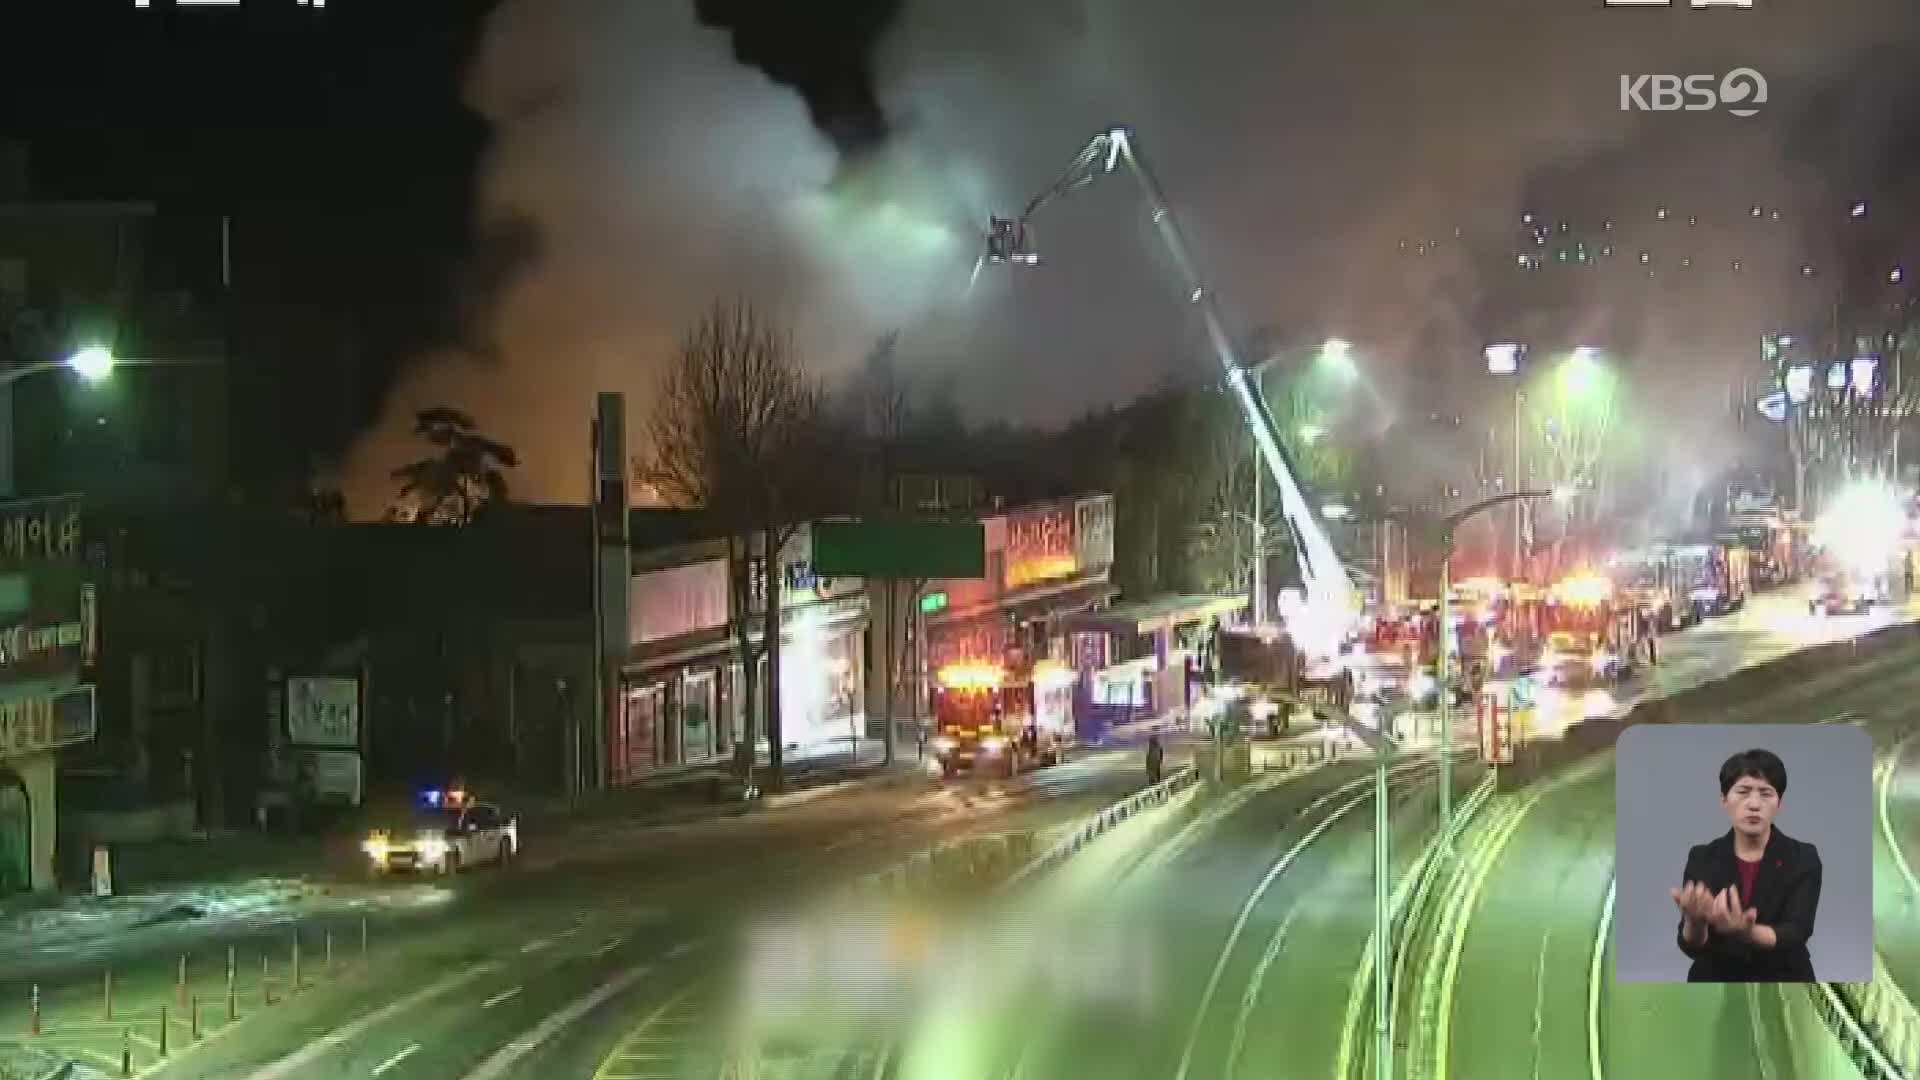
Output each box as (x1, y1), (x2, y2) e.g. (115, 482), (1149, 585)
(1619, 69), (1767, 117)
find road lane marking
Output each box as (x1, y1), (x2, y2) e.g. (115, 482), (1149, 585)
(1588, 877), (1615, 1080)
(1433, 785), (1549, 1080)
(481, 987), (522, 1009)
(1878, 733), (1920, 902)
(247, 962), (499, 1080)
(1530, 926), (1552, 1080)
(590, 987), (708, 1080)
(664, 940), (702, 959)
(1226, 905), (1303, 1077)
(520, 939), (550, 953)
(1174, 767), (1429, 1080)
(371, 1044), (420, 1076)
(459, 964), (653, 1080)
(594, 937), (625, 957)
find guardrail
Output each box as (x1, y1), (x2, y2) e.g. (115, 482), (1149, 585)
(1001, 762), (1200, 892)
(1813, 955), (1919, 1080)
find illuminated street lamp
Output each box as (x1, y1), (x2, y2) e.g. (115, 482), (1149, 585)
(1298, 423), (1326, 443)
(1559, 348), (1607, 398)
(1320, 338), (1357, 381)
(67, 346), (115, 384)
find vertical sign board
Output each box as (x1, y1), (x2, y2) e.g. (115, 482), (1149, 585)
(592, 393), (632, 792)
(286, 675), (362, 805)
(1073, 495), (1115, 574)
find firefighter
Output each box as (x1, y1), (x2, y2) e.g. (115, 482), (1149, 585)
(1145, 733), (1165, 786)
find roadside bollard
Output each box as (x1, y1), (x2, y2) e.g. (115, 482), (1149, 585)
(104, 969), (113, 1021)
(177, 955), (188, 1010)
(261, 955), (274, 1007)
(190, 995), (201, 1041)
(158, 1004), (168, 1058)
(360, 917), (368, 964)
(226, 946), (237, 1021)
(29, 984), (40, 1036)
(292, 933), (302, 991)
(120, 1027), (131, 1076)
(325, 930), (334, 976)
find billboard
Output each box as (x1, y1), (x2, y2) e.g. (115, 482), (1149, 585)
(286, 676), (360, 748)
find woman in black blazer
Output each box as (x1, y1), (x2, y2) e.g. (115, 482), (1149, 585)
(1670, 749), (1821, 983)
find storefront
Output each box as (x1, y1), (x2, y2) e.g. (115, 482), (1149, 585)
(617, 554), (735, 782)
(614, 525), (871, 779)
(769, 524), (868, 758)
(0, 496), (96, 894)
(920, 495), (1117, 729)
(1065, 592), (1248, 740)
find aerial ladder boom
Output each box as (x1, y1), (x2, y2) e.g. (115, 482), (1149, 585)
(988, 126), (1358, 655)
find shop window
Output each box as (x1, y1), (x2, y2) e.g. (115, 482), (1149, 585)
(684, 669), (718, 764)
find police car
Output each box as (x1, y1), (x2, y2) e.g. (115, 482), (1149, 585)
(361, 789), (519, 876)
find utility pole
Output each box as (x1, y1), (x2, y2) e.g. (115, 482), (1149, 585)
(1252, 461), (1267, 625)
(1437, 533), (1454, 833)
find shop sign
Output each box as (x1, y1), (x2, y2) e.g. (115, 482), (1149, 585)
(0, 683), (95, 759)
(0, 496), (82, 568)
(920, 591), (949, 614)
(1074, 496), (1114, 572)
(0, 619), (83, 675)
(294, 749), (363, 805)
(1005, 508), (1077, 589)
(631, 559), (730, 643)
(286, 676), (359, 748)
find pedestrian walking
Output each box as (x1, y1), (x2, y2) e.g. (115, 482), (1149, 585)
(1145, 733), (1165, 787)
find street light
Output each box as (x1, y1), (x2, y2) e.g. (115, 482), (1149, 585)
(1320, 338), (1357, 381)
(1559, 347), (1607, 398)
(1299, 423), (1326, 443)
(66, 346), (115, 384)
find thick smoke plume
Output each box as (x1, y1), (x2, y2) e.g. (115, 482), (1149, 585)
(343, 0), (1919, 513)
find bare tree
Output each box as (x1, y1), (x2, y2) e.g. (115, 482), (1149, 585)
(648, 299), (826, 792)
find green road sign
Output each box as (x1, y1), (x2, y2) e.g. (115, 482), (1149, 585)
(811, 521), (986, 579)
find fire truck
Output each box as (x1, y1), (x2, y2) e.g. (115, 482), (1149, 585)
(1534, 572), (1648, 687)
(1216, 627), (1355, 736)
(929, 650), (1074, 778)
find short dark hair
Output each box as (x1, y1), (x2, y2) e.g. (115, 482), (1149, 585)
(1719, 749), (1787, 797)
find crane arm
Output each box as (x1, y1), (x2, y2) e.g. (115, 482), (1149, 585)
(1016, 126), (1357, 653)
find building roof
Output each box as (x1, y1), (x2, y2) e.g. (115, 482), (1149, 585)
(1063, 592), (1247, 636)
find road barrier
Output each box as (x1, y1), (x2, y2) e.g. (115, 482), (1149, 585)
(1002, 762), (1199, 892)
(13, 918), (374, 1078)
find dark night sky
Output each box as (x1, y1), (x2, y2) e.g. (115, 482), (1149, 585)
(0, 0), (899, 490)
(5, 1), (1920, 513)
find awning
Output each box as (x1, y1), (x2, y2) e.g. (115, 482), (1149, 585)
(929, 577), (1119, 627)
(1062, 592), (1248, 637)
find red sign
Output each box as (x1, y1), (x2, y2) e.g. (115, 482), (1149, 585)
(1004, 508), (1076, 589)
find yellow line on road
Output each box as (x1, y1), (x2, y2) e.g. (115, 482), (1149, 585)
(1588, 876), (1615, 1080)
(1433, 787), (1544, 1080)
(591, 986), (702, 1080)
(1878, 733), (1920, 901)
